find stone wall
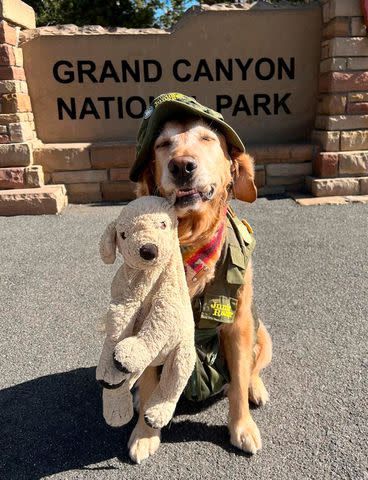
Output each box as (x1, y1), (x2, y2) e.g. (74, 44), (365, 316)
(0, 0), (67, 215)
(310, 0), (368, 196)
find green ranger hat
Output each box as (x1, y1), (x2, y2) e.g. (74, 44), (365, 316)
(129, 92), (245, 182)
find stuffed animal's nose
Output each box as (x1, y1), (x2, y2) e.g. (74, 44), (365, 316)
(139, 243), (158, 261)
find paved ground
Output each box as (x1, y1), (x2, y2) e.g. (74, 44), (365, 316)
(0, 198), (367, 480)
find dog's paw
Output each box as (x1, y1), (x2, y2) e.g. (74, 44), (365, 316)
(229, 416), (262, 454)
(144, 401), (176, 429)
(128, 423), (161, 464)
(249, 376), (269, 407)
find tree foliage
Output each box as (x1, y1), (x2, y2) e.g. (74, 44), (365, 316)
(27, 0), (195, 29)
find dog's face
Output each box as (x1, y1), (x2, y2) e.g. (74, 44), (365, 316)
(152, 118), (232, 217)
(138, 117), (257, 220)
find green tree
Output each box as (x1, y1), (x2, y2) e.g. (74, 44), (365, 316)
(27, 0), (195, 28)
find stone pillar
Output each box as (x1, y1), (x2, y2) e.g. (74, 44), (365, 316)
(0, 0), (67, 215)
(309, 0), (368, 197)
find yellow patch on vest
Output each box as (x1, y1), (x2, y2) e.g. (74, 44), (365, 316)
(210, 302), (233, 319)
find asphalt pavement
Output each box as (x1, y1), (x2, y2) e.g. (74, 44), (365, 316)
(0, 198), (367, 480)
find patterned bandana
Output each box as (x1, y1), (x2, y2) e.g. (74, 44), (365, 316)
(180, 219), (226, 284)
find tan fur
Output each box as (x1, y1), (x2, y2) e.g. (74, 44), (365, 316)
(132, 119), (272, 462)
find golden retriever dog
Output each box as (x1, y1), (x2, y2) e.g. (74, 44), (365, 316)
(128, 115), (272, 463)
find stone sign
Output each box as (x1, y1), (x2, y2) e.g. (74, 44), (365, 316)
(21, 3), (322, 144)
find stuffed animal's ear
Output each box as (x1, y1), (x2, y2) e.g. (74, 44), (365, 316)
(99, 220), (117, 264)
(230, 147), (257, 203)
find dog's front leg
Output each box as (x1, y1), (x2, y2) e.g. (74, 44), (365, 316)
(221, 305), (262, 455)
(128, 366), (161, 464)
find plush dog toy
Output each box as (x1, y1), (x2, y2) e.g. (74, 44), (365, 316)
(96, 196), (195, 429)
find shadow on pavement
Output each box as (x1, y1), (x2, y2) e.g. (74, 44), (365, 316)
(1, 367), (247, 479)
(0, 367), (134, 479)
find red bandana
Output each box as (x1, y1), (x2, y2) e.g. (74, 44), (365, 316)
(181, 217), (226, 283)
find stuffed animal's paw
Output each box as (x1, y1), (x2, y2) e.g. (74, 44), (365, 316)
(114, 337), (149, 374)
(144, 400), (176, 429)
(103, 387), (134, 427)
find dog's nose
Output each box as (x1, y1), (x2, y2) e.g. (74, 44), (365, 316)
(139, 243), (158, 261)
(168, 157), (197, 181)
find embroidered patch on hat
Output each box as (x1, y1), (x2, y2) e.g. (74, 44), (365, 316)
(143, 106), (154, 119)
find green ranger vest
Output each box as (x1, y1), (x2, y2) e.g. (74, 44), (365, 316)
(183, 208), (258, 402)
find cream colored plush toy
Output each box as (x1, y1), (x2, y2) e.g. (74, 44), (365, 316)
(96, 196), (195, 430)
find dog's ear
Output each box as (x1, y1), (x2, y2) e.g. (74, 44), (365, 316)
(230, 147), (257, 203)
(99, 220), (117, 264)
(136, 163), (157, 197)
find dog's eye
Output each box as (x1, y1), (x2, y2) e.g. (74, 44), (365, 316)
(120, 232), (126, 239)
(160, 221), (167, 230)
(157, 140), (171, 149)
(201, 136), (214, 142)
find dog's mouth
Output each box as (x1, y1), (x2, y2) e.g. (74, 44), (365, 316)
(174, 185), (215, 207)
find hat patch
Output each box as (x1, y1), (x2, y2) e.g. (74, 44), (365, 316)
(143, 106), (154, 119)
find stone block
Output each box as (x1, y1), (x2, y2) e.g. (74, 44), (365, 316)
(0, 0), (36, 30)
(267, 175), (305, 186)
(360, 178), (368, 194)
(0, 80), (24, 94)
(329, 0), (363, 19)
(0, 45), (15, 66)
(14, 48), (23, 67)
(255, 167), (265, 188)
(345, 194), (368, 203)
(266, 162), (312, 177)
(0, 166), (24, 188)
(292, 195), (348, 206)
(0, 21), (16, 46)
(51, 169), (107, 184)
(317, 94), (346, 115)
(320, 72), (368, 93)
(347, 102), (368, 115)
(348, 92), (368, 103)
(257, 185), (286, 196)
(0, 133), (10, 143)
(246, 144), (290, 163)
(8, 122), (33, 142)
(24, 165), (44, 187)
(341, 130), (368, 150)
(315, 115), (368, 131)
(313, 152), (339, 178)
(290, 144), (315, 161)
(311, 130), (340, 151)
(110, 168), (131, 182)
(347, 57), (368, 70)
(90, 143), (136, 169)
(338, 151), (368, 175)
(351, 17), (367, 36)
(0, 112), (28, 123)
(0, 141), (32, 167)
(0, 66), (25, 81)
(33, 143), (91, 172)
(101, 181), (136, 202)
(323, 17), (350, 38)
(308, 177), (360, 197)
(66, 183), (102, 204)
(319, 58), (346, 73)
(329, 37), (368, 57)
(0, 93), (32, 113)
(0, 185), (68, 216)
